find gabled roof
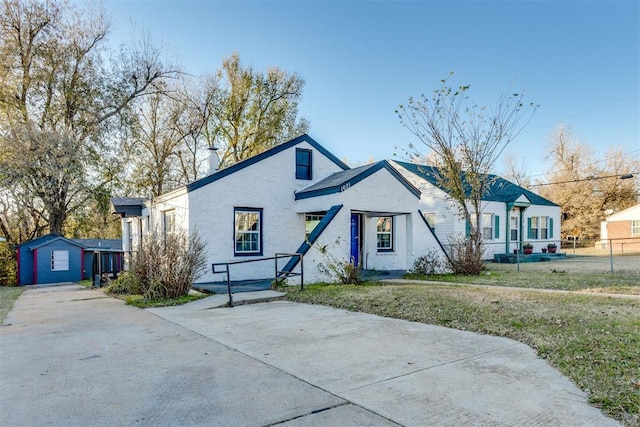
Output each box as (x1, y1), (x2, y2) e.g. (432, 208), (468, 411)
(17, 234), (124, 252)
(19, 234), (86, 251)
(295, 160), (421, 200)
(186, 134), (350, 193)
(394, 161), (558, 207)
(605, 203), (640, 221)
(111, 197), (146, 217)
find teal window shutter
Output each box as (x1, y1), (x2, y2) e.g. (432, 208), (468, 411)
(465, 217), (471, 237)
(527, 217), (533, 239)
(549, 218), (554, 239)
(494, 216), (500, 239)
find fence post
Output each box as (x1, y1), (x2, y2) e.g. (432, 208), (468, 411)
(609, 239), (614, 273)
(225, 265), (233, 307)
(300, 254), (304, 290)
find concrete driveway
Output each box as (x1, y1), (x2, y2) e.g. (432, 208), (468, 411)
(1, 285), (619, 426)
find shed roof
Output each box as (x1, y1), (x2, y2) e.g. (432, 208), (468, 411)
(393, 161), (558, 207)
(111, 197), (146, 217)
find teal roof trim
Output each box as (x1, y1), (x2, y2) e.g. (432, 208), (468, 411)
(186, 134), (350, 193)
(295, 160), (421, 200)
(280, 204), (343, 274)
(395, 161), (558, 207)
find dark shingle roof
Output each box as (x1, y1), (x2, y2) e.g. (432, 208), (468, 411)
(394, 161), (558, 207)
(295, 161), (420, 200)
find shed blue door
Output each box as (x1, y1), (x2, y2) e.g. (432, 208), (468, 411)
(350, 214), (362, 266)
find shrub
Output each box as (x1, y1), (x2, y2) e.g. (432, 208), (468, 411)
(409, 249), (449, 276)
(318, 258), (362, 285)
(446, 235), (484, 275)
(103, 272), (142, 295)
(119, 230), (207, 300)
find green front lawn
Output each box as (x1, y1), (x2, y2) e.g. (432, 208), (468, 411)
(285, 282), (640, 426)
(0, 286), (23, 323)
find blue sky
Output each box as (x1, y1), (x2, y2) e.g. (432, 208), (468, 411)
(103, 0), (639, 179)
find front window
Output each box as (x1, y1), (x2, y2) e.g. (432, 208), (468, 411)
(529, 216), (539, 239)
(235, 208), (262, 255)
(295, 149), (312, 180)
(126, 221), (133, 251)
(163, 210), (175, 241)
(376, 216), (393, 251)
(540, 216), (549, 239)
(51, 250), (69, 271)
(481, 213), (494, 240)
(305, 213), (325, 239)
(510, 215), (518, 241)
(423, 212), (436, 229)
(632, 220), (640, 236)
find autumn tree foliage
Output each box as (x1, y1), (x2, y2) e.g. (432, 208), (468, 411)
(0, 0), (174, 241)
(537, 125), (639, 239)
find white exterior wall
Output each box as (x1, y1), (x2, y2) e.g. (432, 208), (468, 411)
(522, 204), (562, 252)
(189, 141), (346, 284)
(150, 189), (190, 235)
(296, 168), (445, 281)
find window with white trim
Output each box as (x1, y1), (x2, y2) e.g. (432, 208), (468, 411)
(529, 216), (539, 239)
(540, 216), (549, 239)
(305, 213), (325, 239)
(235, 208), (262, 255)
(51, 250), (69, 271)
(481, 213), (494, 240)
(163, 210), (175, 241)
(423, 212), (436, 229)
(632, 220), (640, 236)
(376, 216), (393, 251)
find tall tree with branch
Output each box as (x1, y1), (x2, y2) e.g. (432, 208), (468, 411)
(206, 52), (309, 167)
(0, 0), (175, 241)
(397, 74), (537, 274)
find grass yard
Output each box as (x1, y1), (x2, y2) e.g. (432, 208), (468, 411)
(405, 263), (640, 295)
(285, 282), (640, 426)
(0, 286), (23, 323)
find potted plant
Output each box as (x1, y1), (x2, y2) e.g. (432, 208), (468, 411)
(523, 243), (534, 254)
(547, 243), (557, 254)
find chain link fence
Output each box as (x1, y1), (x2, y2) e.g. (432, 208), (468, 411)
(476, 237), (640, 273)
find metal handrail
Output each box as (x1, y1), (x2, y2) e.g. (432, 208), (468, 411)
(211, 253), (303, 306)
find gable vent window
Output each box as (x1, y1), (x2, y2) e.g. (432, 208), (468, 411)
(296, 149), (312, 180)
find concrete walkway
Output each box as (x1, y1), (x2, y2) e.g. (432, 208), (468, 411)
(1, 285), (620, 426)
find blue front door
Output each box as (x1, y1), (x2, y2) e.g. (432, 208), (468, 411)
(350, 214), (361, 266)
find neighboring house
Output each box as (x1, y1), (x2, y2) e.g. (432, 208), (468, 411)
(16, 234), (124, 286)
(112, 135), (445, 285)
(390, 161), (561, 259)
(600, 204), (640, 252)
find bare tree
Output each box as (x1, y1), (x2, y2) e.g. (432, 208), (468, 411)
(397, 73), (537, 274)
(0, 0), (175, 239)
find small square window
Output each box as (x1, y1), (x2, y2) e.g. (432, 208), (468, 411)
(51, 250), (69, 271)
(296, 149), (312, 180)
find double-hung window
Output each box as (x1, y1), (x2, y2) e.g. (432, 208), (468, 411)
(305, 213), (325, 239)
(376, 216), (393, 251)
(632, 220), (640, 236)
(163, 210), (175, 242)
(528, 216), (539, 239)
(481, 213), (494, 240)
(296, 149), (312, 180)
(51, 250), (69, 271)
(540, 216), (549, 239)
(235, 208), (262, 255)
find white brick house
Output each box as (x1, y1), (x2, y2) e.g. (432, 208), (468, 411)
(390, 161), (561, 259)
(112, 135), (445, 285)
